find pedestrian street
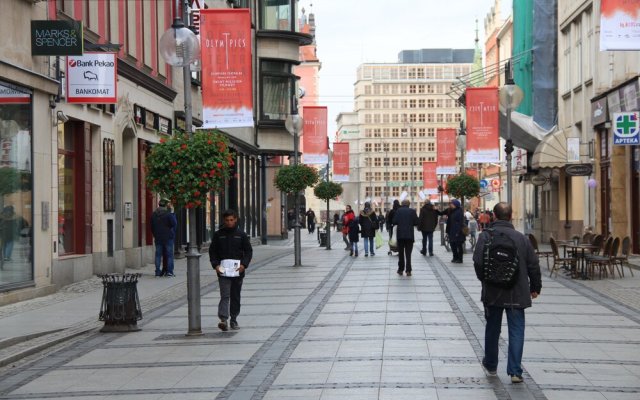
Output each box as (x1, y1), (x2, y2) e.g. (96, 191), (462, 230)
(1, 231), (639, 400)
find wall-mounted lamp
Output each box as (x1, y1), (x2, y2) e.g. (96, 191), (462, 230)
(56, 111), (69, 123)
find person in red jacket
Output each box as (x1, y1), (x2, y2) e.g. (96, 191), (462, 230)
(341, 205), (355, 250)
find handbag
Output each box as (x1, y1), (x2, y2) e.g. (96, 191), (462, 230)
(375, 230), (383, 249)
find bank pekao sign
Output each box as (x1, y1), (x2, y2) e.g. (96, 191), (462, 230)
(31, 20), (83, 56)
(66, 52), (117, 104)
(613, 112), (639, 145)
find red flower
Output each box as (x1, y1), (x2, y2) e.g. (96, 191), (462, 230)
(186, 202), (194, 209)
(193, 190), (201, 197)
(159, 138), (166, 143)
(202, 173), (208, 178)
(152, 179), (159, 186)
(195, 200), (202, 206)
(181, 144), (188, 150)
(174, 169), (180, 174)
(171, 161), (177, 167)
(199, 181), (205, 187)
(217, 162), (223, 168)
(229, 160), (235, 166)
(207, 140), (213, 145)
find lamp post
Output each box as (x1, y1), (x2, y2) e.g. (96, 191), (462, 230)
(325, 150), (332, 250)
(499, 69), (523, 205)
(159, 0), (202, 336)
(285, 111), (303, 267)
(457, 120), (467, 206)
(403, 119), (414, 206)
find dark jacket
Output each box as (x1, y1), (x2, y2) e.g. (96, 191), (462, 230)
(445, 206), (465, 243)
(209, 226), (253, 278)
(386, 202), (400, 231)
(348, 218), (360, 242)
(472, 220), (542, 308)
(359, 208), (377, 238)
(418, 204), (439, 232)
(392, 205), (418, 241)
(150, 207), (177, 243)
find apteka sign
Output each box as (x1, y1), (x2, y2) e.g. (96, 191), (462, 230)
(31, 20), (83, 56)
(613, 112), (640, 145)
(66, 52), (117, 104)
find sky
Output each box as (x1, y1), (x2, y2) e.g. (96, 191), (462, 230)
(298, 0), (510, 141)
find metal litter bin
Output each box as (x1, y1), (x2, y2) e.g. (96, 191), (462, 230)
(319, 230), (327, 247)
(98, 273), (142, 332)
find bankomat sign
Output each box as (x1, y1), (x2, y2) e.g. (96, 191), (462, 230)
(31, 20), (83, 56)
(66, 52), (117, 104)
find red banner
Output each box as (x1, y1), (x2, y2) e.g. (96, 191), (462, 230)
(302, 106), (328, 164)
(200, 9), (253, 128)
(465, 168), (479, 178)
(466, 87), (499, 162)
(332, 142), (349, 182)
(423, 162), (438, 194)
(436, 128), (457, 175)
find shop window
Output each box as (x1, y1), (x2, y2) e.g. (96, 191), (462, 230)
(260, 60), (294, 122)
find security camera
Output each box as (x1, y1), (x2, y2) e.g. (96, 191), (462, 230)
(298, 87), (306, 99)
(56, 111), (69, 123)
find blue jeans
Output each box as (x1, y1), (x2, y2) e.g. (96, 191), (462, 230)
(421, 230), (434, 255)
(483, 306), (525, 377)
(350, 241), (358, 255)
(155, 240), (174, 275)
(3, 240), (14, 260)
(363, 237), (374, 255)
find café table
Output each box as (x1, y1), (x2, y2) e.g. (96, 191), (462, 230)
(567, 243), (601, 279)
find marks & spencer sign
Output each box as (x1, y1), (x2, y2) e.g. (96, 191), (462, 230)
(31, 20), (83, 56)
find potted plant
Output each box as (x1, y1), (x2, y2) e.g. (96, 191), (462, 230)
(145, 130), (234, 208)
(274, 164), (319, 194)
(445, 173), (480, 200)
(313, 181), (343, 201)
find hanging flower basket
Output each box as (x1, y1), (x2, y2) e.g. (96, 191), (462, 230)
(314, 181), (343, 201)
(445, 173), (480, 199)
(274, 164), (319, 194)
(145, 130), (233, 208)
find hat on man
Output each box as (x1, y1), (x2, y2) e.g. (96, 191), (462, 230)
(451, 199), (461, 208)
(159, 199), (169, 207)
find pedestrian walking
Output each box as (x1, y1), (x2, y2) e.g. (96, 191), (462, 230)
(210, 209), (253, 332)
(468, 215), (479, 249)
(417, 200), (439, 256)
(472, 202), (541, 383)
(385, 199), (400, 240)
(341, 205), (355, 250)
(150, 199), (177, 277)
(333, 212), (340, 231)
(306, 208), (316, 234)
(479, 210), (491, 231)
(445, 199), (465, 263)
(378, 214), (385, 232)
(348, 217), (360, 257)
(359, 202), (378, 257)
(392, 199), (418, 276)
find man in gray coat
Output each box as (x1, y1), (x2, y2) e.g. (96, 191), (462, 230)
(392, 199), (418, 276)
(472, 202), (542, 383)
(417, 200), (439, 256)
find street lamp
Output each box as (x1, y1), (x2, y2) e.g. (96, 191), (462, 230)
(499, 71), (523, 205)
(457, 120), (467, 206)
(402, 121), (415, 207)
(159, 0), (201, 336)
(285, 113), (304, 267)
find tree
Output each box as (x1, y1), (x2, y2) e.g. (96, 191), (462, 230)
(313, 181), (343, 201)
(445, 173), (480, 200)
(274, 164), (319, 194)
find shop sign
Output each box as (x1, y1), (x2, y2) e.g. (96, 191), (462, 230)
(531, 175), (548, 186)
(0, 82), (31, 104)
(591, 97), (607, 126)
(31, 20), (83, 56)
(612, 112), (640, 145)
(66, 52), (117, 103)
(565, 164), (593, 176)
(134, 105), (144, 125)
(144, 109), (156, 131)
(157, 116), (171, 135)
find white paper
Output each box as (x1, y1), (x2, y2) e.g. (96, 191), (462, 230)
(220, 259), (241, 277)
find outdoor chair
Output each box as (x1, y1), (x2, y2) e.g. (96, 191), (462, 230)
(614, 236), (634, 278)
(590, 234), (604, 255)
(549, 237), (576, 278)
(586, 237), (616, 279)
(528, 233), (552, 271)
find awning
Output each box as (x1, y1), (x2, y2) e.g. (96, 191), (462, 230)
(532, 128), (569, 169)
(499, 109), (551, 152)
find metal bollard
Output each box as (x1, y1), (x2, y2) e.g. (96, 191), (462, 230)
(319, 230), (327, 247)
(98, 273), (142, 332)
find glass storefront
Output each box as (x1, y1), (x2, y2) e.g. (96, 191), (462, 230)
(0, 80), (33, 289)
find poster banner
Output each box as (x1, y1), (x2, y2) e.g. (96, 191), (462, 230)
(423, 162), (438, 195)
(200, 9), (253, 128)
(466, 87), (499, 162)
(436, 128), (457, 175)
(66, 52), (117, 103)
(600, 0), (640, 51)
(302, 106), (328, 164)
(333, 142), (349, 182)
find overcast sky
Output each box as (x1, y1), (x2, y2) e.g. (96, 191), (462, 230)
(298, 0), (510, 140)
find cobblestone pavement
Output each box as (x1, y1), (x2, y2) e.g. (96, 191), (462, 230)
(0, 233), (638, 399)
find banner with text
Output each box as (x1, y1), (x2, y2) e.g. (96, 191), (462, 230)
(200, 9), (253, 128)
(423, 162), (438, 195)
(302, 106), (328, 164)
(333, 142), (349, 182)
(436, 128), (457, 175)
(600, 0), (640, 51)
(466, 87), (499, 162)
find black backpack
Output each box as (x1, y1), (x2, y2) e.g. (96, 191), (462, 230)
(480, 228), (520, 288)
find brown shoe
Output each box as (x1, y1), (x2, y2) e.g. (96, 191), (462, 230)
(218, 319), (228, 331)
(406, 271), (412, 276)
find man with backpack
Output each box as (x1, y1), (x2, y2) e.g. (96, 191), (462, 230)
(472, 202), (542, 384)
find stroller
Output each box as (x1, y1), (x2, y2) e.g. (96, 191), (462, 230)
(387, 237), (398, 255)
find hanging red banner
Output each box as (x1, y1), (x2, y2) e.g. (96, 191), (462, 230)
(423, 162), (438, 195)
(200, 9), (253, 128)
(466, 87), (500, 162)
(465, 168), (479, 178)
(436, 128), (457, 175)
(302, 106), (328, 164)
(333, 142), (349, 182)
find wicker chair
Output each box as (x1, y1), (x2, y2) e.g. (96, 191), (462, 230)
(549, 237), (576, 278)
(587, 237), (617, 279)
(528, 233), (552, 271)
(614, 236), (634, 278)
(590, 234), (604, 255)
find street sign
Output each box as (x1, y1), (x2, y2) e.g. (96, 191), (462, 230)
(66, 52), (117, 103)
(565, 164), (593, 176)
(530, 175), (548, 186)
(613, 112), (639, 145)
(479, 179), (488, 189)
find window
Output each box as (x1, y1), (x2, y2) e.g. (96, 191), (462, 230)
(574, 19), (583, 85)
(428, 143), (435, 152)
(428, 128), (435, 137)
(418, 99), (425, 108)
(562, 27), (571, 92)
(418, 114), (426, 123)
(585, 9), (593, 80)
(427, 99), (434, 108)
(103, 139), (115, 211)
(364, 143), (372, 152)
(418, 128), (426, 137)
(409, 99), (416, 108)
(409, 85), (417, 94)
(260, 0), (299, 32)
(260, 60), (294, 121)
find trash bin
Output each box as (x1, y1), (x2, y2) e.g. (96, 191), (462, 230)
(319, 230), (327, 247)
(98, 273), (142, 332)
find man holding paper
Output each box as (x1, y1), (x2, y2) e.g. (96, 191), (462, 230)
(209, 209), (253, 331)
